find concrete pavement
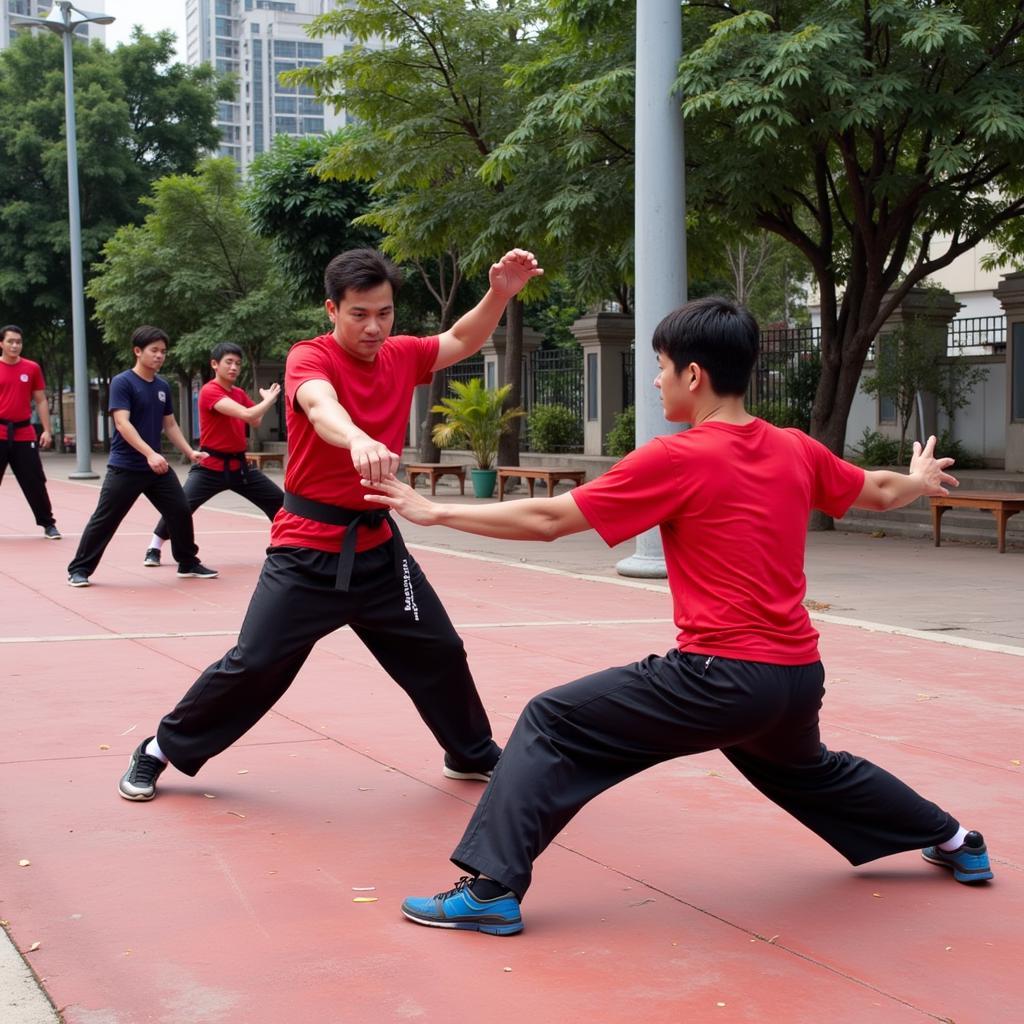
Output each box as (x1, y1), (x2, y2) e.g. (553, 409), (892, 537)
(2, 452), (1021, 1022)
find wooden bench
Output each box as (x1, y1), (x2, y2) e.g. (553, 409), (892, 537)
(497, 466), (586, 501)
(246, 451), (285, 471)
(930, 491), (1024, 553)
(405, 462), (467, 495)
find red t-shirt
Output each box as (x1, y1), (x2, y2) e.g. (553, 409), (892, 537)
(271, 332), (439, 553)
(572, 419), (865, 665)
(199, 380), (254, 473)
(0, 358), (45, 441)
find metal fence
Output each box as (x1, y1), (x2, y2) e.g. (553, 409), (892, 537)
(947, 315), (1006, 353)
(441, 354), (484, 388)
(748, 326), (821, 429)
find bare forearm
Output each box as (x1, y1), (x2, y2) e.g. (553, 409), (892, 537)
(33, 391), (51, 433)
(432, 497), (584, 542)
(859, 469), (928, 511)
(308, 401), (368, 449)
(164, 421), (195, 457)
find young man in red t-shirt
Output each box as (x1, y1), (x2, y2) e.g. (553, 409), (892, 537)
(0, 325), (60, 539)
(364, 297), (991, 937)
(118, 247), (543, 803)
(143, 342), (283, 567)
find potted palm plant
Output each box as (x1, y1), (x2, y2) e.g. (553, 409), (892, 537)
(432, 379), (524, 498)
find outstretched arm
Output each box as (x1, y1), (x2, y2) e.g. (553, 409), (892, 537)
(432, 249), (543, 371)
(212, 382), (281, 428)
(296, 378), (399, 484)
(363, 475), (590, 541)
(853, 435), (958, 511)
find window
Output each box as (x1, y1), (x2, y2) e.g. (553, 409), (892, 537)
(297, 42), (323, 60)
(274, 40), (296, 57)
(302, 117), (325, 134)
(586, 353), (599, 421)
(274, 96), (296, 113)
(275, 116), (298, 134)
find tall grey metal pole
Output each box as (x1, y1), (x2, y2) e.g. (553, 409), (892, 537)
(61, 17), (97, 478)
(616, 0), (686, 578)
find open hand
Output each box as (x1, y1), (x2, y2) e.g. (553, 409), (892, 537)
(909, 435), (958, 496)
(361, 473), (441, 526)
(489, 249), (544, 299)
(259, 383), (281, 403)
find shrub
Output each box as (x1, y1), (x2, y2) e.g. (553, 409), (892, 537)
(750, 400), (806, 429)
(605, 405), (635, 457)
(527, 404), (583, 452)
(850, 427), (902, 467)
(935, 429), (986, 469)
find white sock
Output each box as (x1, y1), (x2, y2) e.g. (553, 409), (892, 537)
(145, 737), (168, 764)
(939, 826), (969, 851)
(149, 535), (165, 550)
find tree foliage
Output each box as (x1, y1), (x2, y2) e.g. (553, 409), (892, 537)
(88, 159), (322, 410)
(675, 1), (1024, 464)
(245, 134), (380, 305)
(0, 30), (231, 346)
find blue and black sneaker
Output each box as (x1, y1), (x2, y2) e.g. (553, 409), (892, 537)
(401, 876), (523, 935)
(922, 830), (994, 884)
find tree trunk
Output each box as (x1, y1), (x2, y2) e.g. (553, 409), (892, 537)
(418, 376), (445, 462)
(497, 296), (523, 467)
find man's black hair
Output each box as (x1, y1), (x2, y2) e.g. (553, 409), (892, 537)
(651, 297), (759, 397)
(1, 324), (24, 341)
(131, 325), (170, 351)
(211, 342), (244, 362)
(323, 248), (403, 306)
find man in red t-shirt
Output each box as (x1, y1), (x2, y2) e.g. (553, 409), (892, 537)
(118, 247), (543, 805)
(366, 297), (991, 937)
(142, 342), (283, 567)
(0, 325), (60, 539)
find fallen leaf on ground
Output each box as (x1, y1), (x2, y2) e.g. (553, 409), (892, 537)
(804, 600), (831, 611)
(18, 859), (30, 867)
(503, 967), (512, 972)
(353, 897), (378, 903)
(203, 793), (216, 799)
(237, 769), (249, 775)
(27, 942), (40, 952)
(352, 886), (376, 892)
(872, 893), (883, 898)
(99, 744), (110, 750)
(227, 811), (246, 819)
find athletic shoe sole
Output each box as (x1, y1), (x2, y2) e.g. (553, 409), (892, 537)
(176, 570), (219, 579)
(442, 766), (493, 782)
(400, 906), (523, 935)
(921, 847), (994, 883)
(67, 577), (90, 588)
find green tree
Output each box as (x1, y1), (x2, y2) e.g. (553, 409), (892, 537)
(675, 1), (1024, 480)
(245, 134), (380, 305)
(89, 159), (321, 438)
(0, 30), (231, 386)
(290, 0), (547, 465)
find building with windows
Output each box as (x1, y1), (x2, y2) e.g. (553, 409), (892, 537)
(1, 0), (107, 48)
(185, 0), (356, 174)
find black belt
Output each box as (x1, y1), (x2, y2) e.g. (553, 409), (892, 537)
(2, 418), (31, 453)
(283, 491), (406, 592)
(201, 446), (249, 484)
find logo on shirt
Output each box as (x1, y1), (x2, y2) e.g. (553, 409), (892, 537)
(19, 373), (29, 383)
(157, 391), (166, 403)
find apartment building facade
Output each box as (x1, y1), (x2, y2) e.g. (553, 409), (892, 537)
(185, 0), (354, 174)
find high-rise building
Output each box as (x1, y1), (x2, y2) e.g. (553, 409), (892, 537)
(1, 0), (108, 49)
(186, 0), (357, 174)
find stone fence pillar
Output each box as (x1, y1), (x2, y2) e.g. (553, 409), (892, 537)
(570, 312), (635, 456)
(877, 287), (961, 440)
(994, 271), (1024, 470)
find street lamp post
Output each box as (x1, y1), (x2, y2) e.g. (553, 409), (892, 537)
(10, 2), (114, 479)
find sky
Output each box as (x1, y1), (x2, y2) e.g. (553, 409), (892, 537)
(101, 1), (189, 58)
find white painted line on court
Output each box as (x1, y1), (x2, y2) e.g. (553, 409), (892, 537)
(809, 612), (1024, 657)
(0, 619), (669, 645)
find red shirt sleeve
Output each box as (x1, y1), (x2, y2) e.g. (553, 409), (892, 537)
(30, 362), (45, 391)
(795, 431), (865, 519)
(571, 439), (682, 548)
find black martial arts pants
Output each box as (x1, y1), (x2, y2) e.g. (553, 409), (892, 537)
(157, 543), (501, 777)
(153, 464), (282, 540)
(67, 466), (199, 577)
(0, 439), (55, 527)
(452, 650), (959, 899)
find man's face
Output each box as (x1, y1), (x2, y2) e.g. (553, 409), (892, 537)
(212, 353), (242, 383)
(325, 281), (395, 363)
(654, 351), (694, 423)
(134, 340), (168, 374)
(1, 331), (23, 362)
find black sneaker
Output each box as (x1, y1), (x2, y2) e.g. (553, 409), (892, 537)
(177, 562), (218, 579)
(118, 737), (167, 801)
(922, 830), (994, 883)
(143, 548), (161, 567)
(43, 525), (61, 539)
(68, 572), (90, 587)
(443, 754), (494, 782)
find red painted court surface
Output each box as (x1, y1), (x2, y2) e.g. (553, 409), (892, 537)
(2, 478), (1021, 1024)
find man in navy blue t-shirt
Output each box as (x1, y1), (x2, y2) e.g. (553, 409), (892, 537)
(66, 326), (218, 587)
